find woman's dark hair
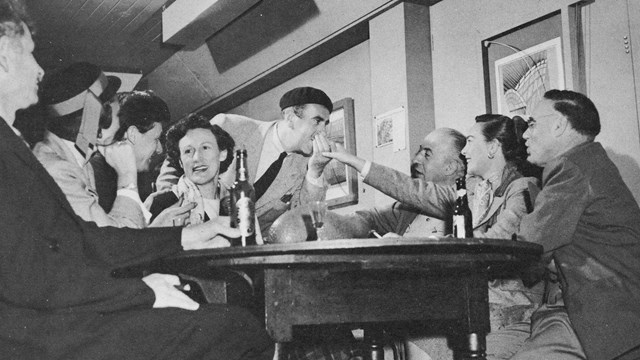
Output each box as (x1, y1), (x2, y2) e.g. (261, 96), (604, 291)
(112, 90), (170, 142)
(165, 113), (235, 177)
(475, 114), (541, 179)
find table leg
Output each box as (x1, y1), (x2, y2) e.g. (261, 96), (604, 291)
(466, 332), (486, 360)
(274, 342), (286, 360)
(364, 327), (385, 360)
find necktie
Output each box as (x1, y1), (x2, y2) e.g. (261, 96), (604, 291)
(254, 151), (287, 201)
(472, 179), (493, 227)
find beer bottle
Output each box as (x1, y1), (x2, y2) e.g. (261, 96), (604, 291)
(453, 177), (473, 238)
(230, 149), (256, 246)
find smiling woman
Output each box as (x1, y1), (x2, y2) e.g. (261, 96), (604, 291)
(148, 114), (235, 226)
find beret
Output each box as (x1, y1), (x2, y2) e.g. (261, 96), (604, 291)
(39, 62), (121, 117)
(279, 87), (333, 113)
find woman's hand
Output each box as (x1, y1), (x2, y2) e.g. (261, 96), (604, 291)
(322, 143), (366, 172)
(180, 216), (240, 250)
(148, 199), (196, 228)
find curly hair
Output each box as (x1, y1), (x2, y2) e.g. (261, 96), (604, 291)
(475, 114), (541, 178)
(112, 90), (171, 142)
(164, 114), (235, 178)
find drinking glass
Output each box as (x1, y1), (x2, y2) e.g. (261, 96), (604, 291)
(309, 200), (327, 240)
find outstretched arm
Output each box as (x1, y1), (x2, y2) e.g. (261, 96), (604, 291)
(322, 143), (366, 173)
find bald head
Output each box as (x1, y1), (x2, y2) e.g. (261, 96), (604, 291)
(411, 128), (465, 183)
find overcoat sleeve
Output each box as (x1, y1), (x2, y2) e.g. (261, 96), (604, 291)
(518, 159), (589, 255)
(364, 162), (456, 219)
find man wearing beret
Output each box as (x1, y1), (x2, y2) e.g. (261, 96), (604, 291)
(0, 1), (273, 358)
(157, 86), (336, 236)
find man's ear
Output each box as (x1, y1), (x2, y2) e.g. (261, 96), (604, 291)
(126, 126), (138, 143)
(283, 108), (296, 128)
(553, 115), (570, 137)
(0, 37), (13, 73)
(443, 159), (457, 176)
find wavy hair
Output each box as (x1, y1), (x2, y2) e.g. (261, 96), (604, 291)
(112, 90), (171, 142)
(164, 114), (235, 177)
(544, 89), (600, 138)
(475, 114), (541, 178)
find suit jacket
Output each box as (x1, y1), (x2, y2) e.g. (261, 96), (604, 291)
(0, 119), (183, 357)
(364, 162), (543, 331)
(364, 163), (537, 239)
(157, 113), (325, 235)
(519, 141), (640, 359)
(32, 131), (145, 228)
(352, 201), (445, 237)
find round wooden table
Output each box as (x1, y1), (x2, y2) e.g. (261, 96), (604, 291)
(118, 237), (543, 360)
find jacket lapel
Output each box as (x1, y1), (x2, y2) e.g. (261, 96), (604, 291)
(474, 195), (504, 229)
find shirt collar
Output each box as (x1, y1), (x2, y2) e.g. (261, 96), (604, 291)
(271, 121), (286, 154)
(61, 138), (90, 167)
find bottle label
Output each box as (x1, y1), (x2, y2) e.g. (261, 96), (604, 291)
(236, 197), (255, 237)
(453, 215), (467, 238)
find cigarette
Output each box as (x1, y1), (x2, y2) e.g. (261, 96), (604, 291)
(370, 230), (383, 238)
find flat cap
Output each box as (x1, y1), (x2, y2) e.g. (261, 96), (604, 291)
(279, 87), (332, 113)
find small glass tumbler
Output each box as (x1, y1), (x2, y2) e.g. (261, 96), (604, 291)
(309, 200), (327, 240)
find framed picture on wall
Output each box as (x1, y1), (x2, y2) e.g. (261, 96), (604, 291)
(494, 37), (564, 116)
(482, 8), (584, 116)
(324, 98), (358, 209)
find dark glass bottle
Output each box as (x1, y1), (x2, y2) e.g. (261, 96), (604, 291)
(453, 177), (473, 238)
(230, 149), (256, 246)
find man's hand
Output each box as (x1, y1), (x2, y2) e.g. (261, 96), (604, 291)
(322, 143), (366, 172)
(307, 132), (336, 179)
(100, 141), (137, 187)
(181, 216), (240, 250)
(142, 273), (199, 311)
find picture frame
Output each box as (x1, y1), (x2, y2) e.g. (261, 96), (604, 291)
(494, 37), (564, 116)
(482, 8), (583, 116)
(324, 98), (358, 209)
(375, 115), (393, 147)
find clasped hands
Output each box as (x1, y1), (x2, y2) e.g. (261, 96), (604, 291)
(308, 132), (338, 179)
